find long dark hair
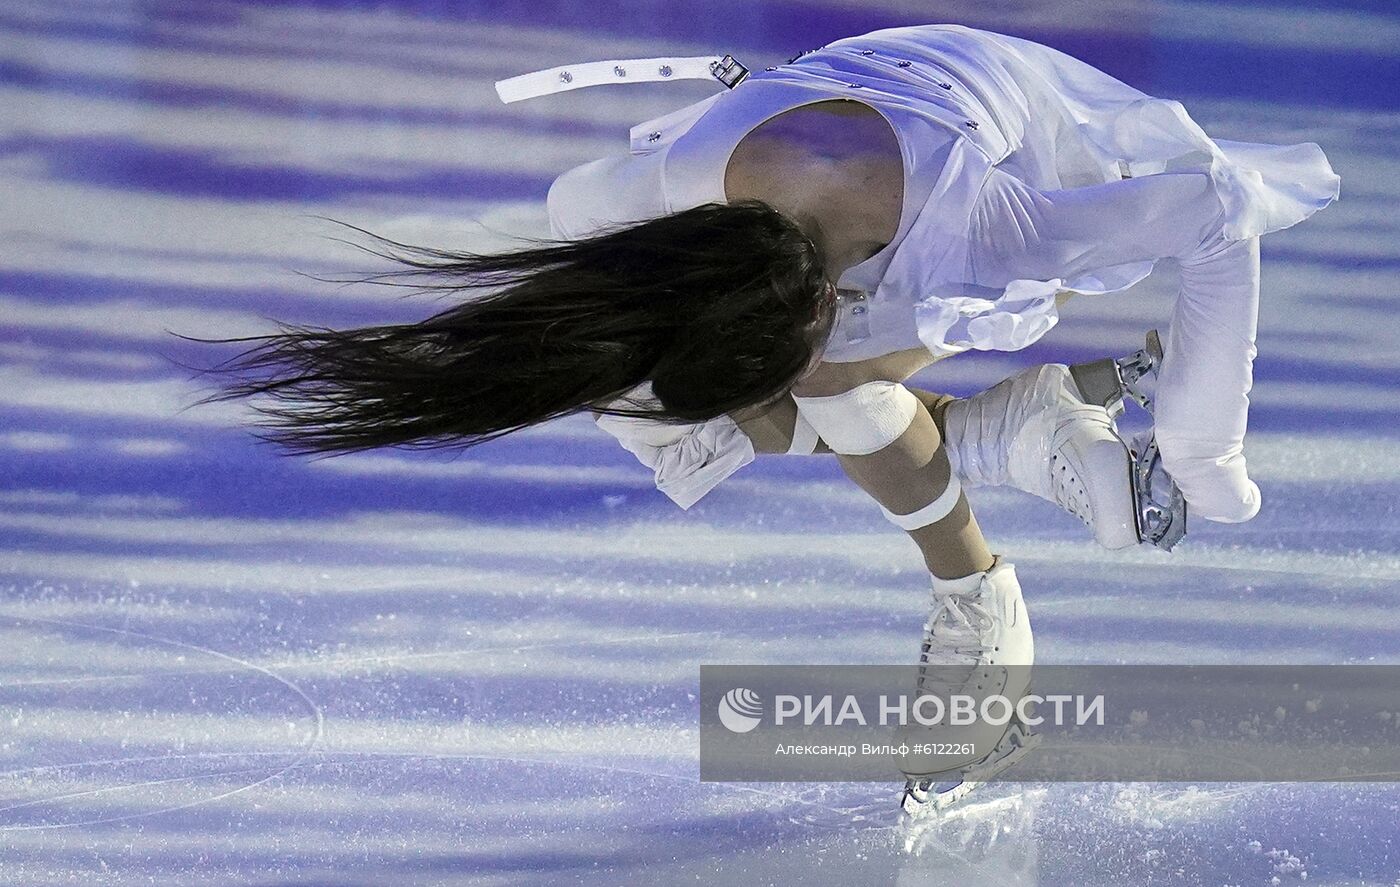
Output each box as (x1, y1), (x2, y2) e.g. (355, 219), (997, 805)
(205, 200), (838, 454)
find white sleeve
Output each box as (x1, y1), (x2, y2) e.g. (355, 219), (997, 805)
(546, 152), (668, 241)
(969, 170), (1262, 522)
(968, 169), (1225, 283)
(592, 383), (756, 510)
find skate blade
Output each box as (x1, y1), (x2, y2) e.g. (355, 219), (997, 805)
(1132, 434), (1187, 551)
(899, 724), (1042, 817)
(1071, 330), (1188, 552)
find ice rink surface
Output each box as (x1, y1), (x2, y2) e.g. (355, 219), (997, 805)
(2, 0), (1399, 883)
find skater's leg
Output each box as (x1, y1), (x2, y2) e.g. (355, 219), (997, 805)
(733, 347), (951, 455)
(734, 369), (1138, 550)
(791, 367), (994, 580)
(908, 387), (956, 431)
(731, 395), (829, 454)
(835, 407), (992, 579)
(732, 389), (952, 455)
(733, 388), (986, 576)
(780, 366), (1036, 809)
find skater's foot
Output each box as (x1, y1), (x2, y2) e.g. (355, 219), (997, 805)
(1037, 382), (1139, 551)
(942, 364), (1139, 550)
(896, 558), (1036, 803)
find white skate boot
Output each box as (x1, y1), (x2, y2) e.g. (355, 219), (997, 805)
(942, 364), (1141, 550)
(941, 332), (1187, 551)
(897, 559), (1039, 815)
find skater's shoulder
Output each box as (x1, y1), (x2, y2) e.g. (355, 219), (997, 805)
(547, 151), (667, 240)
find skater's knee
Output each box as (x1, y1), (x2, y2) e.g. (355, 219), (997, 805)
(793, 380), (922, 456)
(904, 386), (957, 432)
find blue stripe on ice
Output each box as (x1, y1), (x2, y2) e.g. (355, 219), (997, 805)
(1, 0), (1398, 882)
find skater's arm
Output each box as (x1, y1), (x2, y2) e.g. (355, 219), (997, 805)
(731, 397), (831, 455)
(968, 170), (1227, 280)
(970, 171), (1262, 522)
(591, 386), (757, 510)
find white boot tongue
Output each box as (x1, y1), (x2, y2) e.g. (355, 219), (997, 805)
(930, 569), (986, 596)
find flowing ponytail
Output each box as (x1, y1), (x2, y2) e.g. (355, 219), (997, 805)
(205, 200), (838, 454)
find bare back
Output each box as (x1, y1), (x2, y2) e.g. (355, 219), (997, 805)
(723, 100), (936, 394)
(723, 100), (905, 276)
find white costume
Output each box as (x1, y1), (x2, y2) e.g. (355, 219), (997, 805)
(541, 25), (1340, 520)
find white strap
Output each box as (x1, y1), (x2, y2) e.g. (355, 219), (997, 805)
(496, 56), (725, 104)
(880, 475), (964, 531)
(787, 411), (820, 455)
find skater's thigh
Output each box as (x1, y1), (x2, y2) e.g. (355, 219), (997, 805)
(735, 347), (955, 453)
(792, 346), (943, 397)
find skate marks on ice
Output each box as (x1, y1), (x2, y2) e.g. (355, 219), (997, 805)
(577, 781), (1400, 886)
(2, 0), (1400, 882)
(1029, 783), (1400, 885)
(0, 590), (1283, 883)
(612, 782), (1386, 886)
(0, 614), (323, 831)
(0, 596), (896, 835)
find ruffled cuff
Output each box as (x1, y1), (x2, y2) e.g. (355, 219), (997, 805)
(914, 261), (1155, 356)
(1209, 138), (1341, 241)
(593, 407), (755, 509)
(652, 416), (756, 508)
(914, 278), (1061, 355)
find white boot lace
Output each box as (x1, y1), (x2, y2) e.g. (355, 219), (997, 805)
(1046, 398), (1117, 526)
(918, 581), (993, 695)
(1049, 449), (1092, 526)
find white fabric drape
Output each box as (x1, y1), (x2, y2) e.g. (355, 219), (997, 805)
(961, 169), (1264, 520)
(543, 25), (1339, 516)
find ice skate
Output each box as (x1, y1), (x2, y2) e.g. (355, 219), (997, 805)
(900, 718), (1041, 816)
(941, 331), (1187, 551)
(1067, 330), (1188, 551)
(942, 364), (1140, 550)
(896, 559), (1039, 815)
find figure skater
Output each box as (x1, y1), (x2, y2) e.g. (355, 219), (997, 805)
(211, 25), (1339, 809)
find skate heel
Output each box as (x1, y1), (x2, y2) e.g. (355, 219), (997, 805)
(1068, 357), (1128, 417)
(1067, 329), (1163, 415)
(1068, 330), (1188, 552)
